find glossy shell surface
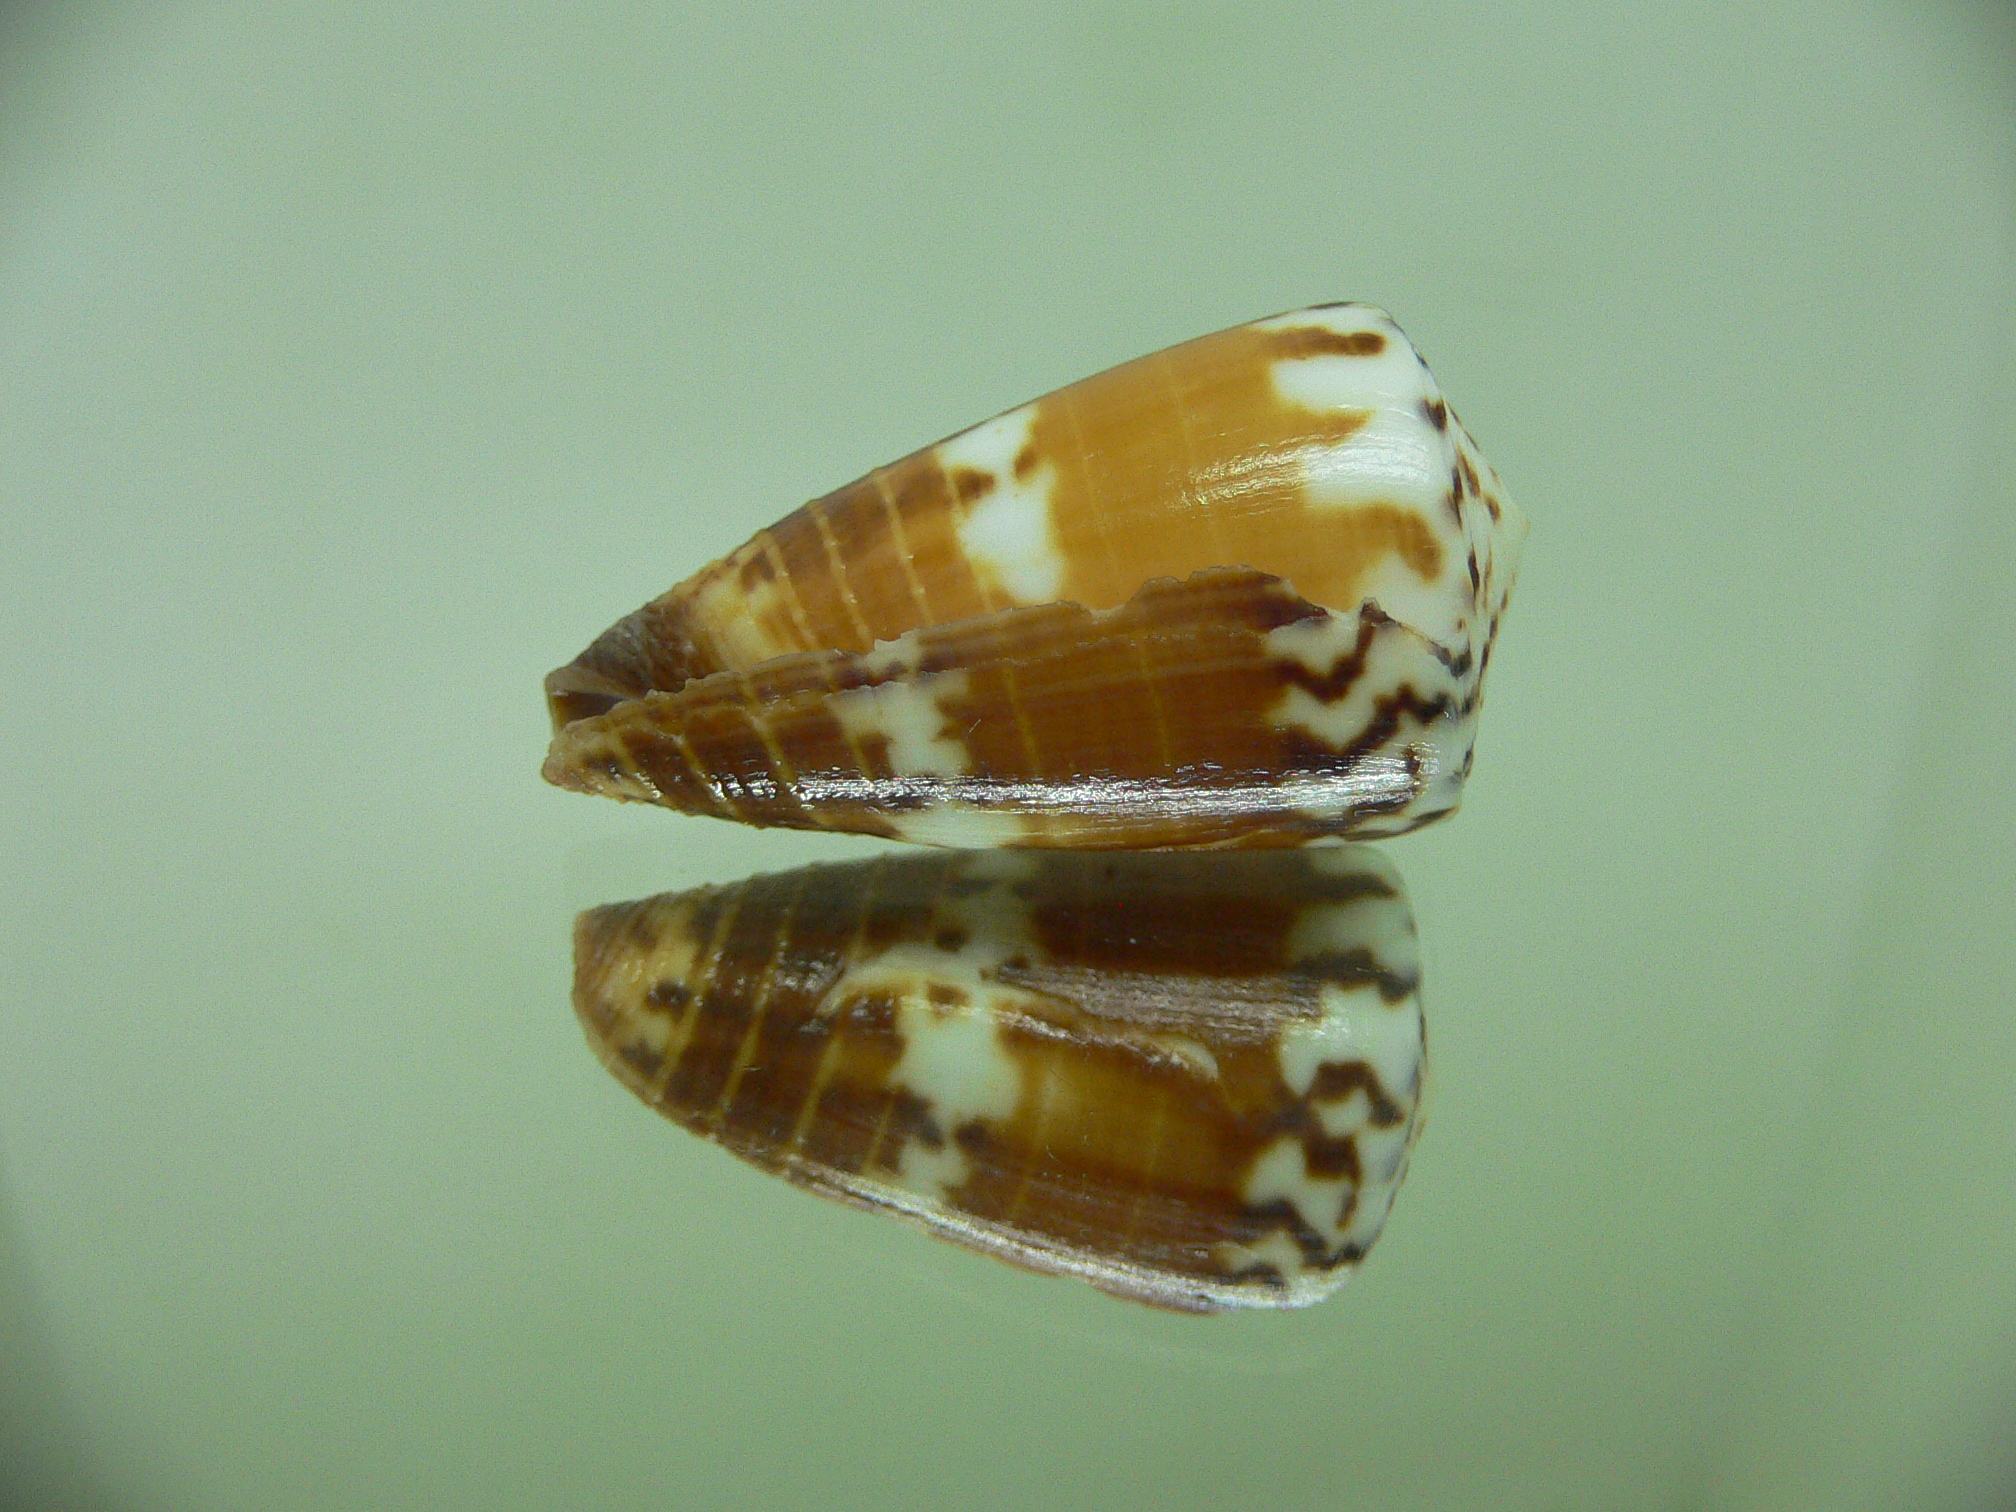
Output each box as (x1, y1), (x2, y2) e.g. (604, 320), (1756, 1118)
(545, 303), (1526, 849)
(573, 846), (1426, 1311)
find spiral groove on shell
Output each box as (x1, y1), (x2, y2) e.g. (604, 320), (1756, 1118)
(543, 303), (1526, 849)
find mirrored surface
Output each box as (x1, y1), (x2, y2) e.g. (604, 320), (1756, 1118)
(572, 848), (1427, 1313)
(3, 3), (2013, 1509)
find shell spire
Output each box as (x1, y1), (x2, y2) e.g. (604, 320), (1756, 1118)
(545, 303), (1526, 849)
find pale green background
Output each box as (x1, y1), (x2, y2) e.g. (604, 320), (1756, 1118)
(2, 2), (2013, 1509)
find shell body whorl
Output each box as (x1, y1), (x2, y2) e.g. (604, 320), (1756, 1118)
(545, 303), (1526, 849)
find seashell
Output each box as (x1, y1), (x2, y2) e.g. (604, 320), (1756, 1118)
(545, 303), (1526, 849)
(572, 845), (1425, 1312)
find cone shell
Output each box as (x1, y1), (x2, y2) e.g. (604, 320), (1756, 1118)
(546, 303), (1526, 849)
(573, 846), (1425, 1312)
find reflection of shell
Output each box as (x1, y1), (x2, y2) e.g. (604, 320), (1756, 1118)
(545, 303), (1526, 848)
(573, 846), (1425, 1312)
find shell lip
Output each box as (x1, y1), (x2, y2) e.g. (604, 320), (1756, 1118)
(545, 665), (635, 729)
(544, 600), (713, 733)
(541, 565), (1492, 842)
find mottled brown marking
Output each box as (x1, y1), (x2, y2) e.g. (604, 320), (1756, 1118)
(1299, 1136), (1360, 1182)
(1275, 683), (1456, 829)
(879, 1090), (942, 1166)
(1238, 1197), (1344, 1266)
(1308, 869), (1397, 903)
(1308, 1060), (1409, 1124)
(1422, 396), (1448, 430)
(1296, 948), (1420, 1004)
(947, 466), (995, 505)
(616, 1039), (665, 1081)
(1271, 325), (1386, 358)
